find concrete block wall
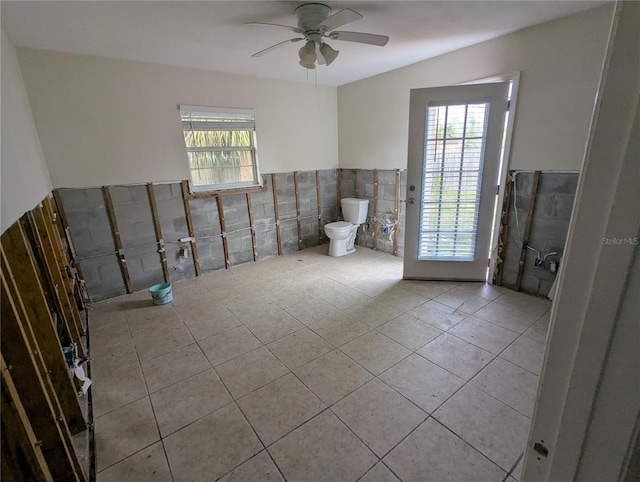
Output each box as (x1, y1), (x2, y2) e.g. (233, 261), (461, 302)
(338, 168), (406, 257)
(501, 171), (578, 297)
(189, 197), (225, 273)
(318, 169), (338, 243)
(222, 194), (253, 266)
(153, 183), (196, 281)
(275, 172), (299, 254)
(57, 169), (342, 300)
(57, 188), (127, 300)
(111, 185), (164, 292)
(251, 175), (279, 259)
(297, 171), (320, 248)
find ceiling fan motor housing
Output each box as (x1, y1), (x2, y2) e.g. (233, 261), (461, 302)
(295, 3), (332, 39)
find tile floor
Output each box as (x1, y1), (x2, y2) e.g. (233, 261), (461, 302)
(90, 245), (550, 482)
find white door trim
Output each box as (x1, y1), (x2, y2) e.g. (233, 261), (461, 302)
(523, 2), (639, 480)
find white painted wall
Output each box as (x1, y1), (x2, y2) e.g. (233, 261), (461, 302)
(16, 50), (338, 188)
(1, 30), (52, 233)
(338, 4), (614, 171)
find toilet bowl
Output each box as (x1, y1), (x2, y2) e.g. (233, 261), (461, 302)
(324, 198), (369, 257)
(324, 221), (359, 257)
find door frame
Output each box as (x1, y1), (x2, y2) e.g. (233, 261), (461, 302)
(523, 2), (639, 480)
(403, 82), (510, 280)
(461, 72), (521, 282)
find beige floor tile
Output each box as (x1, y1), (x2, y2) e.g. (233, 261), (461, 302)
(215, 347), (289, 399)
(341, 331), (411, 375)
(512, 454), (524, 480)
(96, 442), (171, 482)
(285, 297), (344, 326)
(198, 325), (262, 367)
(456, 282), (506, 300)
(470, 357), (539, 417)
(380, 354), (465, 413)
(319, 286), (372, 311)
(309, 313), (371, 347)
(294, 350), (373, 405)
(345, 300), (404, 328)
(473, 302), (539, 333)
(238, 373), (325, 445)
(95, 397), (160, 472)
(140, 343), (211, 393)
(375, 289), (428, 312)
(268, 410), (377, 482)
(495, 291), (551, 316)
(125, 305), (181, 336)
(395, 279), (458, 299)
(359, 462), (401, 482)
(91, 313), (132, 354)
(332, 379), (427, 457)
(227, 298), (282, 325)
(177, 303), (242, 341)
(267, 328), (334, 369)
(434, 385), (529, 471)
(151, 369), (232, 437)
(133, 323), (195, 361)
(91, 343), (147, 417)
(523, 313), (551, 343)
(500, 335), (546, 375)
(378, 314), (443, 351)
(384, 418), (506, 482)
(164, 403), (263, 481)
(218, 450), (284, 482)
(409, 300), (468, 330)
(349, 277), (396, 297)
(434, 288), (491, 314)
(448, 316), (519, 354)
(418, 333), (493, 381)
(245, 311), (305, 344)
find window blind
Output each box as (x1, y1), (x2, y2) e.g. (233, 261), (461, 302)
(419, 102), (488, 261)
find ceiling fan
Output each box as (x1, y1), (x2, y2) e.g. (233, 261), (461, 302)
(247, 3), (389, 69)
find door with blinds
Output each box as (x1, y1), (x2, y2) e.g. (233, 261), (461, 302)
(403, 83), (509, 280)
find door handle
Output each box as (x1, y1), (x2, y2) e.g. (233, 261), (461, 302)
(408, 198), (415, 204)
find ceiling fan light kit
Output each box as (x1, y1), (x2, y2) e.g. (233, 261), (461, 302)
(247, 2), (389, 70)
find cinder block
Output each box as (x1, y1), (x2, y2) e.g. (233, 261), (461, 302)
(110, 186), (135, 205)
(319, 169), (337, 183)
(131, 185), (150, 204)
(58, 189), (88, 209)
(130, 270), (164, 292)
(140, 251), (161, 272)
(153, 184), (173, 202)
(537, 172), (579, 195)
(374, 171), (391, 185)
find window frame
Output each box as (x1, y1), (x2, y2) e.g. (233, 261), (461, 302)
(179, 105), (261, 192)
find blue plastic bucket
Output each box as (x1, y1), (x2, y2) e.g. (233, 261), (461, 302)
(149, 283), (173, 305)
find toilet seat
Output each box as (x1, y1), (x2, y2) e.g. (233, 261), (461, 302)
(325, 221), (352, 233)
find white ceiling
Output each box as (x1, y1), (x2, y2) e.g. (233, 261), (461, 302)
(1, 1), (607, 86)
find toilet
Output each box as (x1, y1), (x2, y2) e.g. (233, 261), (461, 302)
(324, 198), (369, 257)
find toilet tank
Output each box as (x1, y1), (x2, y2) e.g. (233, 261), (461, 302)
(341, 198), (369, 224)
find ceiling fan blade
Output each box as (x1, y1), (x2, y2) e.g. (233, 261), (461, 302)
(329, 31), (389, 47)
(251, 38), (304, 58)
(319, 8), (362, 32)
(245, 22), (302, 34)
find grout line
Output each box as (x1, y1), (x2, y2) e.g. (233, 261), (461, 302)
(93, 246), (544, 481)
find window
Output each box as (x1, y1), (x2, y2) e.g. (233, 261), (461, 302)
(180, 105), (260, 191)
(419, 102), (489, 261)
